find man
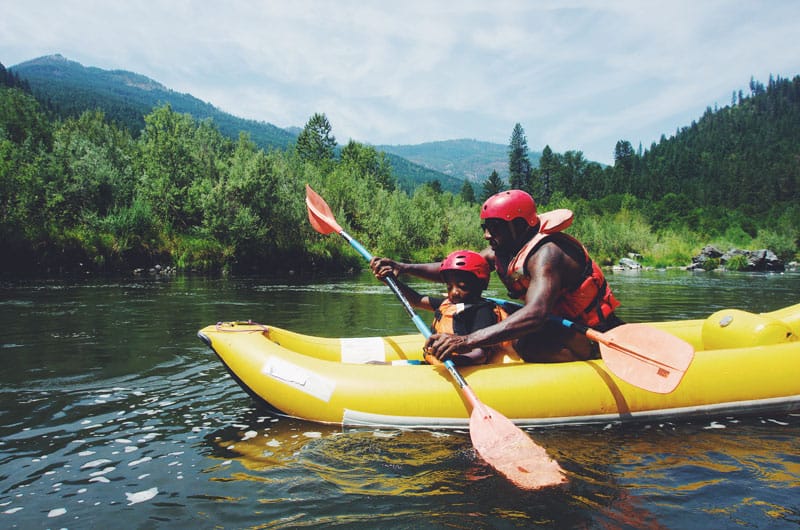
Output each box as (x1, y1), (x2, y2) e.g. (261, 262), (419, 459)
(370, 190), (623, 363)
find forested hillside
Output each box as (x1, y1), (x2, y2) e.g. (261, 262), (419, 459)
(12, 55), (296, 150)
(10, 55), (456, 191)
(521, 75), (800, 240)
(1, 62), (798, 276)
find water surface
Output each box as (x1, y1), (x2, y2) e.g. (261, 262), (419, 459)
(1, 270), (798, 528)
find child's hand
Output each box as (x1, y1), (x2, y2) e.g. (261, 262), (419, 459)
(369, 257), (400, 280)
(424, 332), (469, 361)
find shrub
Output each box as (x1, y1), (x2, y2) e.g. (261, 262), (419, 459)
(702, 258), (721, 271)
(724, 254), (749, 271)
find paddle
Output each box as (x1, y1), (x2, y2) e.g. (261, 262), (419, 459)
(489, 298), (694, 394)
(429, 356), (567, 489)
(553, 316), (693, 394)
(305, 184), (430, 336)
(305, 184), (566, 490)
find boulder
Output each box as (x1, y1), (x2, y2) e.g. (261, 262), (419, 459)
(618, 257), (642, 270)
(690, 247), (784, 272)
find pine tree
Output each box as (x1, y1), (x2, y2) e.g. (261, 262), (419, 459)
(296, 112), (337, 163)
(613, 140), (635, 193)
(508, 123), (532, 190)
(537, 145), (556, 204)
(459, 179), (476, 204)
(481, 170), (505, 201)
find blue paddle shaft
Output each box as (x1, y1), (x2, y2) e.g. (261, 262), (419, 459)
(340, 230), (432, 339)
(487, 297), (589, 336)
(549, 315), (589, 334)
(443, 359), (468, 388)
(340, 230), (373, 262)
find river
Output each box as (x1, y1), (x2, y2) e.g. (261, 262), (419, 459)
(1, 270), (798, 528)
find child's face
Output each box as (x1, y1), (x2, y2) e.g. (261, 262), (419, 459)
(443, 270), (483, 304)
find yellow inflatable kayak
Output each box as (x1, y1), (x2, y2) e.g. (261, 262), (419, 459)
(198, 302), (800, 427)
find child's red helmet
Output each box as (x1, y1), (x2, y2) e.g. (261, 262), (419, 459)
(440, 250), (490, 288)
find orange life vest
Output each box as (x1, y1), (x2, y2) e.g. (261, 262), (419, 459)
(431, 299), (517, 363)
(495, 214), (620, 328)
(430, 299), (507, 333)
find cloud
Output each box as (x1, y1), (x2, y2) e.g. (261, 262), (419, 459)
(2, 0), (799, 164)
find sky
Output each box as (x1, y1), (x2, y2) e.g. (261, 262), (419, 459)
(2, 0), (799, 165)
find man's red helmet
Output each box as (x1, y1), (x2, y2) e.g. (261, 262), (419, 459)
(480, 190), (538, 226)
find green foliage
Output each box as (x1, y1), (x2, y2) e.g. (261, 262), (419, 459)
(12, 56), (467, 194)
(0, 85), (51, 147)
(534, 145), (557, 204)
(724, 254), (749, 271)
(459, 179), (476, 204)
(295, 112), (336, 164)
(174, 235), (229, 273)
(381, 151), (463, 193)
(12, 55), (296, 149)
(568, 208), (657, 266)
(0, 62), (31, 91)
(701, 258), (721, 271)
(480, 170), (505, 201)
(1, 71), (799, 276)
(508, 123), (532, 190)
(340, 140), (395, 191)
(754, 229), (797, 263)
(642, 230), (704, 269)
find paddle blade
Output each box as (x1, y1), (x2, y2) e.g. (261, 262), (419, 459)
(305, 184), (342, 235)
(469, 403), (567, 490)
(593, 323), (694, 394)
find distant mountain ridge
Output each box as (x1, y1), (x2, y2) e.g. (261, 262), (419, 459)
(12, 54), (297, 150)
(10, 54), (492, 192)
(378, 139), (541, 182)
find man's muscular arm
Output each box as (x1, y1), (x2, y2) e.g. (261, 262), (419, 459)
(424, 242), (572, 359)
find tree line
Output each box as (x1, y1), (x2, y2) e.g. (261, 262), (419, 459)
(1, 69), (798, 276)
(472, 75), (800, 265)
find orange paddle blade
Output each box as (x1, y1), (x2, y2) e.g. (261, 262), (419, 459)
(442, 361), (566, 490)
(305, 184), (342, 235)
(588, 323), (694, 394)
(470, 402), (566, 490)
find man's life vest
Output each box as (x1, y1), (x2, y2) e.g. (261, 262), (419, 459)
(494, 210), (620, 328)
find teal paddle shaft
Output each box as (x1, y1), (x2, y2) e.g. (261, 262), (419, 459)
(339, 230), (431, 339)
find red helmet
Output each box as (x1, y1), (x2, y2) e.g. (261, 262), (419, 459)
(480, 190), (538, 226)
(440, 250), (490, 288)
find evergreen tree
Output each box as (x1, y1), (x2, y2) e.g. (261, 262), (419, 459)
(296, 112), (336, 163)
(0, 62), (30, 91)
(340, 140), (395, 191)
(459, 179), (476, 204)
(508, 123), (532, 190)
(557, 150), (585, 197)
(481, 170), (505, 201)
(427, 179), (443, 194)
(536, 145), (557, 204)
(613, 139), (635, 192)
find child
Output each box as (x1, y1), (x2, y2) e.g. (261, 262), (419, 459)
(393, 250), (509, 365)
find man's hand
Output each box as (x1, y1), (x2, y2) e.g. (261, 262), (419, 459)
(424, 332), (470, 361)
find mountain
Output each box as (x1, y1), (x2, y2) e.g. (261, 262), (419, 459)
(377, 139), (525, 182)
(11, 54), (296, 150)
(380, 152), (466, 192)
(10, 55), (466, 192)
